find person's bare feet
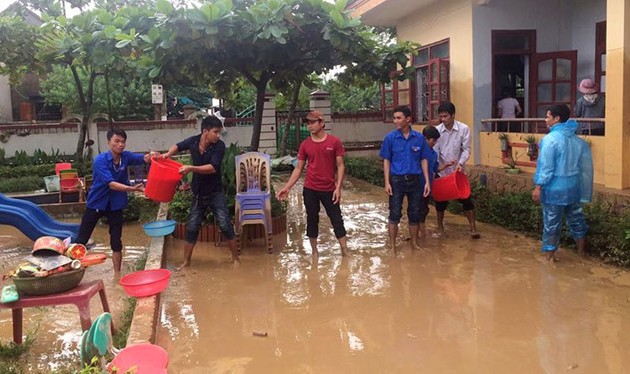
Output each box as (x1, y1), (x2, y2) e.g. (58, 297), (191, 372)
(389, 240), (397, 254)
(176, 260), (190, 271)
(432, 230), (445, 239)
(545, 251), (558, 263)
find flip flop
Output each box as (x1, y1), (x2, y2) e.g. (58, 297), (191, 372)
(470, 232), (481, 239)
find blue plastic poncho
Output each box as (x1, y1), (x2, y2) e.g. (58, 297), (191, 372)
(533, 119), (593, 205)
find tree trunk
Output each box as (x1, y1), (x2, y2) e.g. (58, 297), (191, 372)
(279, 81), (302, 156)
(76, 113), (89, 162)
(105, 70), (114, 130)
(250, 82), (267, 151)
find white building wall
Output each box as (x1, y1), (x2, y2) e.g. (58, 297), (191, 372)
(0, 124), (254, 158)
(329, 121), (391, 143)
(570, 0), (607, 86)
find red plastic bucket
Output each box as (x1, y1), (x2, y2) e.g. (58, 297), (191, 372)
(431, 171), (471, 202)
(144, 158), (183, 202)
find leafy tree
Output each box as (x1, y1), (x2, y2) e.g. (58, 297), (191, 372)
(322, 79), (381, 113)
(136, 0), (417, 151)
(0, 15), (42, 85)
(40, 65), (153, 120)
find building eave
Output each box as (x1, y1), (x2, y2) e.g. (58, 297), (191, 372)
(347, 0), (439, 26)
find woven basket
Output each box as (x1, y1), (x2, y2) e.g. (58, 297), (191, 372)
(12, 268), (85, 296)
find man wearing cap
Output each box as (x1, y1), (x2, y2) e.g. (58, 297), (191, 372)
(574, 78), (605, 135)
(379, 105), (431, 252)
(277, 110), (349, 258)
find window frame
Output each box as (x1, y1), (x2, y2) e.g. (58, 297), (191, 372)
(412, 39), (450, 123)
(380, 39), (450, 123)
(595, 21), (606, 94)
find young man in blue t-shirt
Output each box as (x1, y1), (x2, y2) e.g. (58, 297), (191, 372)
(162, 116), (239, 270)
(379, 105), (431, 252)
(76, 128), (153, 276)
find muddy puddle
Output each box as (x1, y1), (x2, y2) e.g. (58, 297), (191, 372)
(157, 177), (630, 373)
(0, 221), (150, 372)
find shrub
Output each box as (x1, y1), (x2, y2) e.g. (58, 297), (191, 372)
(0, 176), (44, 193)
(0, 164), (55, 179)
(343, 156), (630, 267)
(122, 194), (159, 222)
(470, 183), (630, 267)
(345, 156), (384, 187)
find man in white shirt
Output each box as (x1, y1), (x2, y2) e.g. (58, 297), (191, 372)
(497, 89), (523, 132)
(433, 101), (480, 239)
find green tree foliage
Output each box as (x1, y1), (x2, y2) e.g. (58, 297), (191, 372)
(323, 79), (381, 113)
(132, 0), (418, 151)
(0, 15), (42, 84)
(41, 65), (153, 120)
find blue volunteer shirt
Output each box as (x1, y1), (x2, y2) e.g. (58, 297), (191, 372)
(87, 150), (145, 211)
(421, 148), (439, 189)
(379, 129), (431, 175)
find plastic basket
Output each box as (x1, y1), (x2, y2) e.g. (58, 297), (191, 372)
(12, 268), (85, 296)
(44, 175), (60, 192)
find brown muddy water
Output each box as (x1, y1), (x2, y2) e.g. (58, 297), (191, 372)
(0, 221), (150, 372)
(157, 177), (630, 374)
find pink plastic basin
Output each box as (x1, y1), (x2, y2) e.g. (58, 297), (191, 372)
(119, 269), (171, 297)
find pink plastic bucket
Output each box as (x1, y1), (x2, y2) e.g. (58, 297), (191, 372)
(144, 158), (183, 202)
(431, 171), (471, 202)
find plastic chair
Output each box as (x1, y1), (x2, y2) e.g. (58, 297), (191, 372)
(55, 163), (72, 175)
(59, 170), (85, 203)
(235, 152), (273, 254)
(80, 312), (169, 373)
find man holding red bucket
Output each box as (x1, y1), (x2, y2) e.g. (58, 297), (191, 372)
(75, 128), (155, 277)
(379, 105), (432, 252)
(161, 116), (239, 269)
(433, 102), (480, 239)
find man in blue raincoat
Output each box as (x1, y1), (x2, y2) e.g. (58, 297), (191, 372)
(532, 105), (593, 262)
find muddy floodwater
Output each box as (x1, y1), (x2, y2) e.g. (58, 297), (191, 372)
(0, 221), (150, 372)
(157, 177), (630, 374)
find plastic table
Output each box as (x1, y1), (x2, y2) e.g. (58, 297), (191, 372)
(0, 280), (112, 344)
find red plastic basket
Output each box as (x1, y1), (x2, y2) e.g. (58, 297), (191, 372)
(431, 171), (471, 202)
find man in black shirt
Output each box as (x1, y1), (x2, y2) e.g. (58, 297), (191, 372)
(162, 116), (239, 269)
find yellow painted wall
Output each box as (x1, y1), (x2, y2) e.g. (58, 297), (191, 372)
(604, 0), (630, 189)
(477, 132), (606, 185)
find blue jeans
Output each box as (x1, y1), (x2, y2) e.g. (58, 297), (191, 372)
(185, 192), (235, 243)
(389, 174), (422, 225)
(541, 202), (588, 252)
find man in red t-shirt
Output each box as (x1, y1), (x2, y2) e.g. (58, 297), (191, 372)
(277, 110), (349, 258)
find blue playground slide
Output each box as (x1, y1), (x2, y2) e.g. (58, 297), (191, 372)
(0, 193), (80, 241)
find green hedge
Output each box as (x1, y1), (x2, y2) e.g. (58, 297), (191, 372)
(0, 176), (44, 193)
(345, 156), (384, 187)
(345, 156), (630, 267)
(0, 163), (93, 194)
(0, 164), (56, 179)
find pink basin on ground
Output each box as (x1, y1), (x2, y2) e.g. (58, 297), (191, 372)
(119, 269), (171, 297)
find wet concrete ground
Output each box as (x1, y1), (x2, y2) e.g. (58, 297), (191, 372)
(0, 222), (150, 372)
(157, 177), (630, 373)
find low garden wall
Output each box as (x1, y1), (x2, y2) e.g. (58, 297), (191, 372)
(172, 214), (287, 243)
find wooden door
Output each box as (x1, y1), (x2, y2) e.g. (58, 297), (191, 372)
(530, 51), (577, 118)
